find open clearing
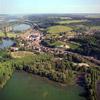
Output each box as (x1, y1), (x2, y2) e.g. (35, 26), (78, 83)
(0, 32), (16, 38)
(47, 25), (73, 34)
(90, 26), (100, 30)
(11, 51), (34, 58)
(85, 15), (100, 18)
(57, 20), (88, 24)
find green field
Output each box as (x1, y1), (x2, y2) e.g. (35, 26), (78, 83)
(0, 32), (16, 38)
(45, 31), (75, 40)
(11, 51), (34, 58)
(57, 20), (88, 24)
(47, 25), (73, 34)
(90, 26), (100, 30)
(86, 15), (100, 18)
(45, 26), (75, 39)
(50, 41), (65, 47)
(46, 33), (60, 39)
(67, 42), (81, 50)
(45, 40), (66, 47)
(0, 39), (2, 44)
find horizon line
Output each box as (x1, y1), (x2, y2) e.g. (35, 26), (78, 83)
(0, 12), (100, 15)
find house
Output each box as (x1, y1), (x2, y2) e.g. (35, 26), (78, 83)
(10, 47), (19, 52)
(78, 63), (89, 67)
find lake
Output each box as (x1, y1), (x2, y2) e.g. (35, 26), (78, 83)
(0, 71), (86, 100)
(0, 39), (14, 49)
(13, 24), (30, 32)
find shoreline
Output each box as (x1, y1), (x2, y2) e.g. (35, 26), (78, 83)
(15, 70), (79, 89)
(0, 70), (81, 92)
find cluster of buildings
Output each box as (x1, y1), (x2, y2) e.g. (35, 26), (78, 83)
(18, 28), (42, 50)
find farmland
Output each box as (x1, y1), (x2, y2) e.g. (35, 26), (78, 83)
(11, 51), (34, 58)
(0, 32), (16, 38)
(57, 20), (88, 24)
(47, 25), (73, 34)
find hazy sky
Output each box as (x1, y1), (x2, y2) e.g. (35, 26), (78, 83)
(0, 0), (100, 14)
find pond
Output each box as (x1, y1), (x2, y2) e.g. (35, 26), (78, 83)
(13, 24), (31, 32)
(0, 71), (86, 100)
(0, 39), (14, 49)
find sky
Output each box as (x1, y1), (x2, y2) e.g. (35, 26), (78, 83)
(0, 0), (100, 14)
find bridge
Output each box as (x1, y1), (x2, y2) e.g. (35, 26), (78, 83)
(0, 19), (39, 33)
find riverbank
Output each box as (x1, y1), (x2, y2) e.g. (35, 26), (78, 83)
(0, 51), (77, 89)
(18, 70), (71, 88)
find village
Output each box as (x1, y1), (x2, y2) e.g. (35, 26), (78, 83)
(10, 24), (100, 56)
(8, 24), (100, 69)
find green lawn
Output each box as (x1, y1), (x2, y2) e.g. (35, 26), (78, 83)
(57, 20), (88, 24)
(47, 25), (73, 34)
(11, 51), (34, 58)
(0, 32), (5, 37)
(0, 32), (16, 38)
(48, 41), (65, 47)
(67, 42), (80, 50)
(0, 39), (2, 44)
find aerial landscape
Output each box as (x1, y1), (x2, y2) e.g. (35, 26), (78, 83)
(0, 0), (100, 100)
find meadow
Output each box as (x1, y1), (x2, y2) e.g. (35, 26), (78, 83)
(57, 20), (88, 24)
(47, 25), (73, 34)
(0, 32), (16, 38)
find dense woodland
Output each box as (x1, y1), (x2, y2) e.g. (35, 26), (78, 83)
(0, 49), (99, 100)
(69, 32), (100, 59)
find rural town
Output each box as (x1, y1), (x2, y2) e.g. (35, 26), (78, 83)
(0, 0), (100, 100)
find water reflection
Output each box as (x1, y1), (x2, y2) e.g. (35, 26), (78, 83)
(0, 39), (14, 49)
(13, 24), (30, 32)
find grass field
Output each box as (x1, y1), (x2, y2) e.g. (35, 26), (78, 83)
(67, 42), (80, 50)
(90, 26), (100, 30)
(47, 40), (65, 47)
(47, 25), (73, 34)
(0, 39), (2, 44)
(0, 32), (17, 38)
(86, 15), (100, 18)
(46, 33), (60, 39)
(11, 51), (34, 58)
(46, 31), (76, 39)
(57, 20), (88, 24)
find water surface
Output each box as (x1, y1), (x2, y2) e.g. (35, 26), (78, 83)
(0, 39), (14, 49)
(13, 24), (30, 32)
(0, 71), (86, 100)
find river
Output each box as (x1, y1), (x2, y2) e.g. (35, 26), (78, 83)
(0, 39), (14, 49)
(0, 24), (30, 49)
(0, 71), (86, 100)
(13, 24), (30, 32)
